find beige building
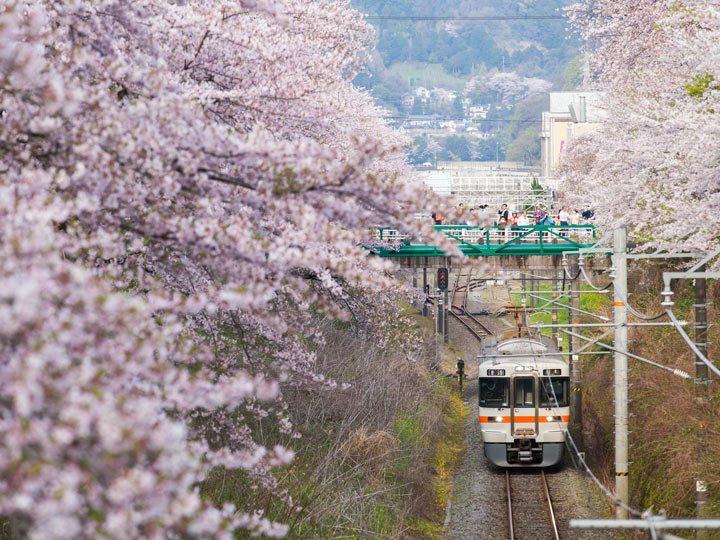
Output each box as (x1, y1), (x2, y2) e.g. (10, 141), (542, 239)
(540, 92), (605, 188)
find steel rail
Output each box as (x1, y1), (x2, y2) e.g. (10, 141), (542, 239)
(449, 301), (493, 338)
(541, 470), (561, 540)
(448, 270), (493, 339)
(460, 276), (493, 335)
(506, 471), (515, 540)
(451, 305), (494, 336)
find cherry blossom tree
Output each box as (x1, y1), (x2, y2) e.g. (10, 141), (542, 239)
(486, 72), (552, 104)
(0, 0), (454, 537)
(561, 0), (720, 258)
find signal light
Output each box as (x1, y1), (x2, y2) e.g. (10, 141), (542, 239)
(437, 267), (449, 290)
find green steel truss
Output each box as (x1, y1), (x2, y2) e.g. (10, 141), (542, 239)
(371, 225), (597, 257)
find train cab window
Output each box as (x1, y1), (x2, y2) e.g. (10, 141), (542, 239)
(479, 378), (509, 407)
(540, 377), (569, 407)
(513, 377), (535, 408)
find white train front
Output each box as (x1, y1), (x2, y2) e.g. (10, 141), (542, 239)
(478, 338), (569, 467)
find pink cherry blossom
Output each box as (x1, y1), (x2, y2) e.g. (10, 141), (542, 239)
(0, 0), (456, 537)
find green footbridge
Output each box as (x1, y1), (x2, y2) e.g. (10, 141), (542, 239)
(370, 225), (597, 258)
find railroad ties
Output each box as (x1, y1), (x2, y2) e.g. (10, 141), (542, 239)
(505, 469), (560, 540)
(449, 271), (493, 340)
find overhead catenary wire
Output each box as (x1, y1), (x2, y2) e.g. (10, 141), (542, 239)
(545, 376), (643, 518)
(526, 291), (610, 321)
(579, 265), (612, 291)
(563, 264), (582, 280)
(561, 328), (693, 380)
(614, 287), (666, 321)
(666, 308), (720, 379)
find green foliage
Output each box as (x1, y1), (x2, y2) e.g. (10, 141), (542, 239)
(684, 71), (715, 99)
(563, 54), (585, 90)
(505, 126), (541, 164)
(529, 176), (544, 201)
(442, 135), (471, 161)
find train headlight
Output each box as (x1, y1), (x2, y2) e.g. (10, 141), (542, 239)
(490, 416), (504, 423)
(545, 416), (563, 422)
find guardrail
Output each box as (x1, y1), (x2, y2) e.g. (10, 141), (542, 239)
(372, 225), (597, 258)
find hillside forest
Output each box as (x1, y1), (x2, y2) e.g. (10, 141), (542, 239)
(351, 0), (583, 164)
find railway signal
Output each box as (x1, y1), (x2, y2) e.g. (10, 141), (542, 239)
(437, 267), (449, 291)
(456, 358), (465, 392)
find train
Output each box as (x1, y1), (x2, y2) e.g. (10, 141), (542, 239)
(478, 337), (569, 467)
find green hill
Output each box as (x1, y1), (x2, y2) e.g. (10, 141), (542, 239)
(351, 0), (581, 164)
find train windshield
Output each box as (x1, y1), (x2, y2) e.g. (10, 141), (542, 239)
(513, 377), (535, 407)
(479, 378), (509, 407)
(540, 377), (569, 407)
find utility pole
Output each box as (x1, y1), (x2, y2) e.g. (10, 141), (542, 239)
(570, 256), (582, 430)
(444, 289), (449, 343)
(696, 264), (709, 526)
(438, 291), (444, 345)
(434, 289), (439, 366)
(613, 227), (629, 519)
(521, 272), (528, 332)
(552, 271), (559, 347)
(530, 274), (535, 308)
(422, 267), (428, 317)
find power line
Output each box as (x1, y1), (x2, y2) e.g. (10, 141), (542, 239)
(364, 15), (565, 21)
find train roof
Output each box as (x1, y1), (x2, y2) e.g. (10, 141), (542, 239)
(478, 338), (567, 369)
(496, 339), (548, 354)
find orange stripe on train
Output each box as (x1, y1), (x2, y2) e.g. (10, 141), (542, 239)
(479, 416), (569, 423)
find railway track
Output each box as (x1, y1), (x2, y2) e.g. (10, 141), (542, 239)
(506, 470), (560, 540)
(449, 270), (493, 339)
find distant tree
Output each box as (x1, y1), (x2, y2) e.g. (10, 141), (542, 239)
(408, 136), (429, 164)
(531, 177), (544, 195)
(468, 137), (495, 161)
(424, 138), (445, 162)
(453, 95), (465, 118)
(526, 176), (545, 210)
(563, 55), (585, 90)
(444, 135), (471, 161)
(506, 126), (541, 164)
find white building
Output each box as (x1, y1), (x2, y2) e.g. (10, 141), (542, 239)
(417, 161), (545, 212)
(414, 86), (431, 99)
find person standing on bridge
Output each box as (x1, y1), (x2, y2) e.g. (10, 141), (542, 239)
(570, 209), (580, 225)
(457, 203), (467, 226)
(480, 205), (489, 226)
(509, 211), (519, 238)
(497, 204), (509, 225)
(534, 204), (545, 225)
(559, 206), (570, 226)
(518, 210), (530, 227)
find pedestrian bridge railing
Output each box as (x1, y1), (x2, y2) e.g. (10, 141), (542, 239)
(370, 225), (597, 257)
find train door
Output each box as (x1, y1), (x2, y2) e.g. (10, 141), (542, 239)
(509, 373), (539, 438)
